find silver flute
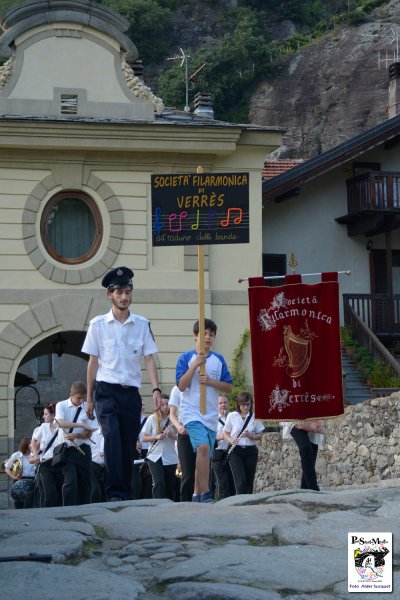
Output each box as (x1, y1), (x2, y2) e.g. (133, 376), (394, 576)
(226, 423), (253, 458)
(54, 418), (85, 455)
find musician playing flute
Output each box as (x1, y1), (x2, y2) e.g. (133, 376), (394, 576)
(141, 394), (178, 500)
(223, 391), (264, 495)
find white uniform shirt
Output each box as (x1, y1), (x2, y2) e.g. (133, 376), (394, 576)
(55, 399), (93, 447)
(142, 414), (178, 466)
(33, 421), (61, 462)
(215, 415), (229, 450)
(280, 422), (324, 446)
(81, 309), (158, 387)
(168, 385), (182, 411)
(224, 411), (265, 447)
(5, 451), (36, 477)
(168, 386), (183, 457)
(138, 415), (150, 451)
(176, 349), (232, 431)
(90, 428), (105, 465)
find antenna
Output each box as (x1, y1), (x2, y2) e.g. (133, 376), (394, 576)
(361, 26), (400, 69)
(167, 48), (190, 112)
(166, 49), (207, 112)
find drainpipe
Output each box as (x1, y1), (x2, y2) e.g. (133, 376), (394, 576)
(388, 62), (400, 118)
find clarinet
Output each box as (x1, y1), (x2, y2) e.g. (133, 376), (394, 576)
(226, 419), (253, 459)
(145, 421), (174, 459)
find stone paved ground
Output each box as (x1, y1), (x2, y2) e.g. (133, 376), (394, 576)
(0, 480), (399, 599)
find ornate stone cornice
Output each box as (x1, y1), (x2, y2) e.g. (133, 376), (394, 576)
(121, 59), (164, 115)
(0, 56), (15, 90)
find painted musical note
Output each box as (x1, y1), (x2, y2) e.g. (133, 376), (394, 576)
(153, 207), (163, 235)
(207, 210), (216, 229)
(191, 209), (200, 230)
(220, 207), (243, 227)
(169, 211), (188, 232)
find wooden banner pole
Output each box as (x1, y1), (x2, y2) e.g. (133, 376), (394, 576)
(197, 165), (206, 414)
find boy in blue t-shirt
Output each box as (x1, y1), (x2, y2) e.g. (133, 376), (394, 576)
(176, 318), (232, 503)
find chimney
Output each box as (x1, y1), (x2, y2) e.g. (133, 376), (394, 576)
(125, 51), (145, 83)
(131, 59), (144, 83)
(388, 62), (400, 118)
(193, 92), (214, 119)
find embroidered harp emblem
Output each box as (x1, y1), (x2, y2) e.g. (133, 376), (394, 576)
(273, 320), (317, 378)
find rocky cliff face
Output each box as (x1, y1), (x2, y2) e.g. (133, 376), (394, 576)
(249, 0), (400, 159)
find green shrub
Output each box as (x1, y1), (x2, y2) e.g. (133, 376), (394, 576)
(369, 361), (400, 388)
(229, 328), (251, 409)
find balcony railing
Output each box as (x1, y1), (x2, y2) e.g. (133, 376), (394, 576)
(346, 171), (400, 214)
(343, 296), (400, 378)
(343, 293), (400, 336)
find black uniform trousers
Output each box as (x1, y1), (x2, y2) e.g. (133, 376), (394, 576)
(131, 449), (152, 500)
(60, 444), (92, 506)
(36, 460), (63, 507)
(95, 381), (141, 500)
(147, 458), (177, 500)
(177, 433), (196, 501)
(228, 445), (259, 495)
(91, 461), (105, 503)
(211, 449), (235, 500)
(290, 427), (320, 491)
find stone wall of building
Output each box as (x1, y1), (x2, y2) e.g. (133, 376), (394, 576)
(254, 394), (400, 492)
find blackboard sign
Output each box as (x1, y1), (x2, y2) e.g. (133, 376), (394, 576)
(151, 172), (249, 246)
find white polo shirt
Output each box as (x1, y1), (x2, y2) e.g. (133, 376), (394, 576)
(224, 411), (265, 447)
(142, 414), (178, 466)
(81, 309), (158, 387)
(5, 451), (36, 478)
(55, 398), (94, 447)
(215, 414), (229, 450)
(90, 428), (105, 465)
(280, 421), (324, 446)
(33, 422), (61, 462)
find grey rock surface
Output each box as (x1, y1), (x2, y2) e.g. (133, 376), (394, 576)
(0, 481), (398, 600)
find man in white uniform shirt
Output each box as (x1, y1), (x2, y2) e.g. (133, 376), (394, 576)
(55, 380), (95, 506)
(211, 395), (234, 500)
(82, 266), (162, 502)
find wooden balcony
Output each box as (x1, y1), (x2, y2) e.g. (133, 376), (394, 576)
(336, 172), (400, 236)
(343, 293), (400, 338)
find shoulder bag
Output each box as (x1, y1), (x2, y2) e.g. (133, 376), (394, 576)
(52, 407), (82, 468)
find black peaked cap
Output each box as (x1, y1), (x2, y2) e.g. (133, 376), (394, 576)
(101, 267), (134, 289)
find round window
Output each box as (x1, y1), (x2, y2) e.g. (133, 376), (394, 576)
(40, 192), (102, 264)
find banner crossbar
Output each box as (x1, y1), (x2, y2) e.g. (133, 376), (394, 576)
(238, 270), (351, 283)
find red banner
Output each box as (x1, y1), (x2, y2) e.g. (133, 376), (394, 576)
(248, 273), (344, 421)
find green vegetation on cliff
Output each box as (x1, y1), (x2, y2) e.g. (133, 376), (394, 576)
(0, 0), (392, 120)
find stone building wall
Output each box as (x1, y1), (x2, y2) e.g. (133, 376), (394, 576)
(254, 394), (400, 492)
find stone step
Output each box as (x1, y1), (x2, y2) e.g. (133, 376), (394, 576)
(341, 350), (371, 404)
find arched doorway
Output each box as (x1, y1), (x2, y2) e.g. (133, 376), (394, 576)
(14, 330), (88, 444)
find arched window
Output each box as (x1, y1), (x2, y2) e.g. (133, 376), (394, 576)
(40, 191), (102, 264)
